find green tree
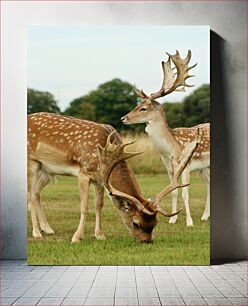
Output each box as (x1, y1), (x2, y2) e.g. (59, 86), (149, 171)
(64, 97), (96, 121)
(162, 84), (210, 128)
(64, 79), (142, 132)
(183, 84), (210, 126)
(27, 89), (60, 114)
(163, 102), (185, 128)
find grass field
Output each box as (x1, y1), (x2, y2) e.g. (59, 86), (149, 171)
(28, 173), (210, 265)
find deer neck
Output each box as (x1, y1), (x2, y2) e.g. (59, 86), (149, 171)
(145, 107), (181, 158)
(110, 161), (145, 203)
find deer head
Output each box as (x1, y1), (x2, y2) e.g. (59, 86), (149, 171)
(121, 50), (197, 125)
(97, 130), (199, 242)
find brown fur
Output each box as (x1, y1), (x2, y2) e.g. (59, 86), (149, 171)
(122, 100), (210, 160)
(28, 112), (157, 243)
(121, 99), (210, 226)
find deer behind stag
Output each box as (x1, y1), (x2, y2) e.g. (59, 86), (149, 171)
(28, 112), (199, 242)
(121, 50), (210, 226)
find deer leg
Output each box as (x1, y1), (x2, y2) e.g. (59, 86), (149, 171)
(28, 161), (45, 238)
(28, 160), (42, 238)
(28, 160), (54, 237)
(201, 168), (210, 221)
(94, 184), (106, 240)
(33, 193), (55, 235)
(72, 173), (90, 243)
(161, 157), (179, 224)
(181, 169), (193, 226)
(34, 168), (54, 234)
(28, 191), (42, 238)
(169, 189), (179, 224)
(165, 171), (178, 224)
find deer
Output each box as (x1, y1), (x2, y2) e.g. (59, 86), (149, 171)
(121, 50), (210, 227)
(28, 112), (199, 243)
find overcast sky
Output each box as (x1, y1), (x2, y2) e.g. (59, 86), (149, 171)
(28, 26), (209, 111)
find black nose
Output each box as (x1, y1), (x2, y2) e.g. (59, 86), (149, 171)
(141, 240), (153, 244)
(121, 116), (126, 122)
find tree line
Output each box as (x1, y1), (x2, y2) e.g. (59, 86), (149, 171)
(28, 79), (209, 132)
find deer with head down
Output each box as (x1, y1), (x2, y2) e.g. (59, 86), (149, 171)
(28, 112), (199, 242)
(121, 50), (210, 226)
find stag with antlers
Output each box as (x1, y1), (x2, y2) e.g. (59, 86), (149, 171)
(121, 50), (210, 226)
(28, 112), (199, 242)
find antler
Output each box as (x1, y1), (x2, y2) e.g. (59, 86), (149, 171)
(153, 128), (200, 212)
(98, 129), (199, 219)
(133, 85), (150, 99)
(97, 131), (155, 215)
(150, 50), (197, 100)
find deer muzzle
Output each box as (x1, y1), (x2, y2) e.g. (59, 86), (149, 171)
(121, 116), (129, 124)
(141, 239), (153, 244)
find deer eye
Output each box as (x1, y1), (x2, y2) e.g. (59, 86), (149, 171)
(140, 107), (147, 112)
(132, 221), (140, 229)
(124, 201), (131, 211)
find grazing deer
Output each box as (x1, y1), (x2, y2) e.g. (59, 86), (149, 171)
(121, 50), (210, 226)
(28, 112), (199, 242)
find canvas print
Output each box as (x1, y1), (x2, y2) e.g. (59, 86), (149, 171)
(27, 26), (210, 265)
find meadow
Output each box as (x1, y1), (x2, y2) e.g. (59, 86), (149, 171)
(28, 134), (210, 265)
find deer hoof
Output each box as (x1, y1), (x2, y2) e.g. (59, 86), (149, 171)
(95, 231), (106, 240)
(201, 214), (210, 221)
(41, 226), (55, 234)
(71, 234), (83, 243)
(33, 230), (42, 238)
(186, 219), (193, 227)
(169, 216), (178, 224)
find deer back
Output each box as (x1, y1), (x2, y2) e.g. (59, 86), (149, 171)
(28, 112), (145, 199)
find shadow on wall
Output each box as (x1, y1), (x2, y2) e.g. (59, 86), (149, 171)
(210, 31), (246, 263)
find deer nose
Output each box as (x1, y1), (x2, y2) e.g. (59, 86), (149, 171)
(121, 116), (127, 123)
(141, 240), (153, 244)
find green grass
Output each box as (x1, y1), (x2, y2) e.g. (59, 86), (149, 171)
(28, 173), (210, 265)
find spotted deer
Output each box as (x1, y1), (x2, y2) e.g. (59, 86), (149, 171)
(28, 112), (199, 242)
(121, 50), (210, 226)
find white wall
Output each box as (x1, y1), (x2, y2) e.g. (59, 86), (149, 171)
(1, 1), (246, 260)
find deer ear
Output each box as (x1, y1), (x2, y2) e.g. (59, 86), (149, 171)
(112, 197), (132, 212)
(151, 100), (161, 110)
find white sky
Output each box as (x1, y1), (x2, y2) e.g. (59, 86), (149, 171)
(28, 26), (209, 111)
